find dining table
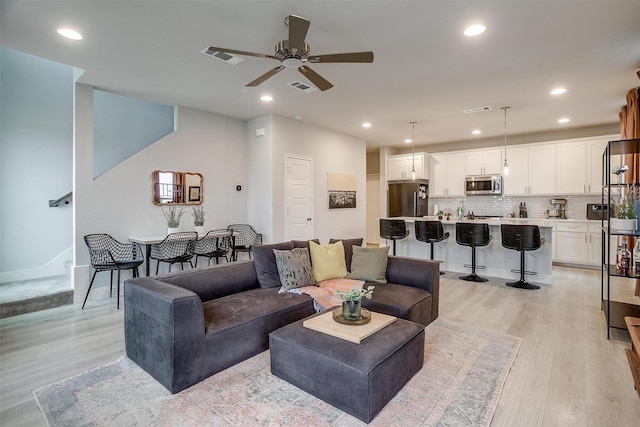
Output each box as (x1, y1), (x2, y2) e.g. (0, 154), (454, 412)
(129, 231), (234, 276)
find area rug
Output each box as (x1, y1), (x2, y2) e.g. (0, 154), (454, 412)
(34, 319), (521, 426)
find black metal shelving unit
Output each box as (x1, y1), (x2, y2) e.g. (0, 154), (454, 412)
(601, 139), (640, 339)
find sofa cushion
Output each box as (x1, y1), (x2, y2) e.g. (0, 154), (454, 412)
(346, 245), (389, 283)
(252, 241), (295, 288)
(309, 240), (348, 282)
(329, 238), (363, 272)
(273, 247), (317, 292)
(361, 282), (432, 326)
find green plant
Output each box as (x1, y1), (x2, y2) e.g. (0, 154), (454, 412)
(162, 207), (185, 228)
(191, 206), (207, 226)
(614, 185), (640, 219)
(336, 285), (375, 302)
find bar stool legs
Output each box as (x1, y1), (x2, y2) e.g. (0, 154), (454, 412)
(506, 249), (540, 290)
(459, 240), (489, 282)
(429, 242), (446, 275)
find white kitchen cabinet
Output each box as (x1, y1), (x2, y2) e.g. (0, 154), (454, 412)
(587, 223), (604, 265)
(429, 152), (466, 196)
(503, 146), (528, 195)
(587, 138), (616, 195)
(555, 222), (589, 264)
(528, 144), (556, 194)
(465, 149), (503, 176)
(387, 153), (426, 180)
(556, 141), (587, 194)
(503, 144), (555, 195)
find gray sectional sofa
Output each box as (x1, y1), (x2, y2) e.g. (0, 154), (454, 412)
(124, 241), (439, 393)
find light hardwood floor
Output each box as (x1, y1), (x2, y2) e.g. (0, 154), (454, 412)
(1, 266), (639, 426)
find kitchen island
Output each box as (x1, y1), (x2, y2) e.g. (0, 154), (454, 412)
(383, 217), (555, 285)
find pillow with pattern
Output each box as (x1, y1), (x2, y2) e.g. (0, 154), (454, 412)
(273, 247), (317, 292)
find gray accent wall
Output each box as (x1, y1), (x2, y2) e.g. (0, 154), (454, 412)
(93, 89), (175, 178)
(0, 48), (73, 274)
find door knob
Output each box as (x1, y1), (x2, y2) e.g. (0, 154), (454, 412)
(307, 217), (312, 221)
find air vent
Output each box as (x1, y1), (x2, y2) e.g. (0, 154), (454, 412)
(287, 80), (318, 93)
(463, 106), (492, 114)
(200, 47), (245, 65)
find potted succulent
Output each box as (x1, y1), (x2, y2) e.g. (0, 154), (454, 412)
(192, 206), (207, 234)
(613, 185), (640, 232)
(336, 285), (375, 320)
(162, 207), (185, 234)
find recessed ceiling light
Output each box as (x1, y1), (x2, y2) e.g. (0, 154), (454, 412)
(57, 28), (83, 40)
(550, 88), (567, 95)
(294, 114), (304, 120)
(557, 117), (570, 123)
(260, 95), (273, 102)
(472, 130), (482, 135)
(362, 122), (372, 128)
(464, 24), (486, 37)
(404, 139), (412, 144)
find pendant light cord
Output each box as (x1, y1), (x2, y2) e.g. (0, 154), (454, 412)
(410, 122), (417, 180)
(501, 106), (510, 175)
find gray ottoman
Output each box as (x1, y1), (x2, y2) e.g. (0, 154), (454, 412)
(269, 313), (425, 423)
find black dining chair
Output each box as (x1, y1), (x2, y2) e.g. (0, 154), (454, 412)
(83, 234), (144, 309)
(501, 224), (544, 290)
(455, 222), (491, 282)
(227, 224), (263, 261)
(194, 230), (232, 267)
(379, 219), (409, 256)
(149, 232), (198, 274)
(415, 221), (449, 275)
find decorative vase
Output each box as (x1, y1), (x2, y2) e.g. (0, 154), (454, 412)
(195, 225), (205, 235)
(342, 300), (362, 320)
(167, 227), (180, 234)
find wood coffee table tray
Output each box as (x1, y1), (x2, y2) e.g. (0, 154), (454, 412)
(303, 309), (396, 344)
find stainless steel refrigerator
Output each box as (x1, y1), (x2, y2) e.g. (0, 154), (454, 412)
(388, 180), (429, 217)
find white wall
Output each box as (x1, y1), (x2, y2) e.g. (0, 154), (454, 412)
(73, 83), (248, 303)
(247, 115), (274, 242)
(247, 115), (367, 244)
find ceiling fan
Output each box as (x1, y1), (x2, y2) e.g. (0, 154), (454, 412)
(207, 14), (374, 91)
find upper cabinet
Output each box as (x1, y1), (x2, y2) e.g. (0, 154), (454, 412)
(387, 152), (427, 180)
(465, 148), (503, 176)
(503, 144), (556, 195)
(556, 141), (587, 194)
(429, 152), (466, 196)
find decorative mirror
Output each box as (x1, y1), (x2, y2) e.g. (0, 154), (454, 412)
(151, 170), (203, 205)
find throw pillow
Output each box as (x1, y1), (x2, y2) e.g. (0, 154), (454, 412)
(273, 248), (316, 292)
(292, 239), (321, 249)
(329, 238), (363, 272)
(309, 240), (348, 282)
(346, 245), (389, 283)
(252, 242), (295, 288)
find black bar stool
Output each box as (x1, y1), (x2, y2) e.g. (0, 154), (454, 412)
(379, 219), (409, 256)
(455, 222), (491, 282)
(500, 224), (544, 290)
(415, 221), (449, 275)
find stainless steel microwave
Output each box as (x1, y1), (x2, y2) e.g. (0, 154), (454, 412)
(465, 175), (502, 196)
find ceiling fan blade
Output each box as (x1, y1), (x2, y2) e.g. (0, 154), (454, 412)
(307, 51), (374, 63)
(288, 15), (310, 55)
(298, 65), (333, 91)
(246, 66), (285, 87)
(208, 46), (279, 61)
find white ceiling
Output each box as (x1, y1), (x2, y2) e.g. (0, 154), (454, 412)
(2, 1), (639, 151)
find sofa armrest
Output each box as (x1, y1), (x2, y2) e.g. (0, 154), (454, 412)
(124, 276), (206, 393)
(386, 256), (440, 322)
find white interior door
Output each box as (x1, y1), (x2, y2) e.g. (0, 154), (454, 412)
(285, 155), (313, 240)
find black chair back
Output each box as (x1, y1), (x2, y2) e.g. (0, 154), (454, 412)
(415, 221), (447, 243)
(455, 223), (490, 247)
(501, 224), (542, 251)
(379, 219), (409, 240)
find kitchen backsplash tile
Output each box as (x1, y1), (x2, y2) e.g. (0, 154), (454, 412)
(431, 195), (602, 220)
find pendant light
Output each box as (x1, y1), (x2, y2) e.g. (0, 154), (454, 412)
(501, 106), (510, 176)
(410, 121), (417, 181)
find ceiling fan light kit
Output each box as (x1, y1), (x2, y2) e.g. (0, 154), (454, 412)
(207, 14), (373, 91)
